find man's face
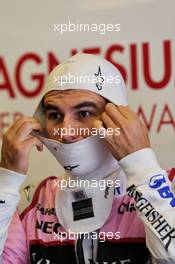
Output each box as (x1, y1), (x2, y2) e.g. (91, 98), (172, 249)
(43, 89), (107, 143)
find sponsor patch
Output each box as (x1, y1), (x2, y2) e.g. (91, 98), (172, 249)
(127, 185), (175, 251)
(149, 174), (175, 207)
(72, 198), (94, 221)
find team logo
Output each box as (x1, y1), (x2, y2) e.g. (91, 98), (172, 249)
(64, 164), (79, 171)
(23, 184), (35, 202)
(94, 66), (104, 90)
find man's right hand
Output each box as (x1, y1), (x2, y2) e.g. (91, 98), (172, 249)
(0, 117), (43, 175)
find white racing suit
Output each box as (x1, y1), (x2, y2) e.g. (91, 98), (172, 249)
(0, 148), (175, 264)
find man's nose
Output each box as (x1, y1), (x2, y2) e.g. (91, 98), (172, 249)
(59, 116), (82, 143)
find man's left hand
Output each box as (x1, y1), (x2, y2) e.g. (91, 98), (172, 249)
(95, 103), (151, 161)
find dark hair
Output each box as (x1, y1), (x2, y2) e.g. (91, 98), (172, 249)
(41, 97), (45, 112)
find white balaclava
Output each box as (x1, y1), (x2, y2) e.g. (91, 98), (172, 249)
(33, 53), (127, 234)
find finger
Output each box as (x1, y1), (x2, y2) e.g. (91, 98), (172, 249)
(105, 103), (126, 125)
(101, 112), (118, 129)
(93, 120), (108, 138)
(8, 117), (39, 136)
(22, 136), (43, 154)
(117, 105), (137, 119)
(93, 120), (104, 129)
(14, 121), (43, 142)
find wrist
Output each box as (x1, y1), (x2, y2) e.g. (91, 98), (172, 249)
(118, 148), (162, 185)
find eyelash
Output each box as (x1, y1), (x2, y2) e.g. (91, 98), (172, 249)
(48, 112), (63, 121)
(77, 110), (95, 118)
(47, 110), (95, 121)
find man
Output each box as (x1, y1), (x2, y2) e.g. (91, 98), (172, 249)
(0, 53), (175, 264)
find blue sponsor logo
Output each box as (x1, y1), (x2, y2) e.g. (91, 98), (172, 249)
(149, 174), (175, 207)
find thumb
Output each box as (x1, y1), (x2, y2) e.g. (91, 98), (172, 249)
(36, 140), (43, 152)
(93, 120), (104, 129)
(93, 120), (109, 139)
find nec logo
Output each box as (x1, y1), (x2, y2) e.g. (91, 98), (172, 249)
(149, 174), (175, 207)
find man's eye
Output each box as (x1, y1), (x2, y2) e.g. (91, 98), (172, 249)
(48, 112), (62, 121)
(78, 111), (94, 118)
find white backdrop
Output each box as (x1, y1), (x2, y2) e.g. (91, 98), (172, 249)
(0, 0), (174, 211)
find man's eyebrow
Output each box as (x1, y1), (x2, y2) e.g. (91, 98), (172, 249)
(42, 101), (98, 112)
(73, 101), (98, 110)
(43, 104), (61, 112)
